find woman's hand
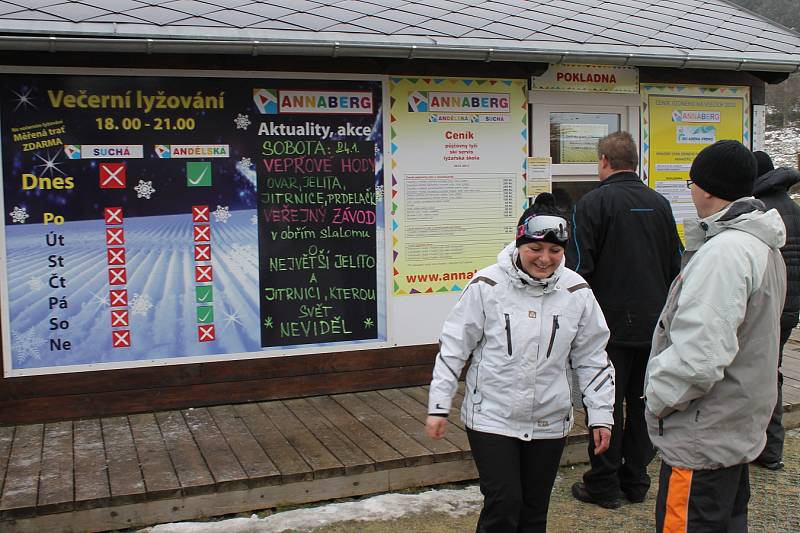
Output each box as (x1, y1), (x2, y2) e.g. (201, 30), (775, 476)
(592, 427), (612, 454)
(426, 415), (447, 439)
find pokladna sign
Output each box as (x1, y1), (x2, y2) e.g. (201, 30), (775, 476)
(533, 64), (639, 94)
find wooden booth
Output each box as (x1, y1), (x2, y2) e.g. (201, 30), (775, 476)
(0, 1), (798, 427)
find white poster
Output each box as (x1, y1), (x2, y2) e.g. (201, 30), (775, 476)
(390, 77), (528, 294)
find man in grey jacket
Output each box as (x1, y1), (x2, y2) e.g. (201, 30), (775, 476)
(644, 140), (786, 532)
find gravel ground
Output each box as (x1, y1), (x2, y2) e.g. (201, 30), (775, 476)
(291, 430), (800, 533)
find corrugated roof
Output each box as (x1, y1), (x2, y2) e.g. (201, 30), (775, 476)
(0, 0), (798, 71)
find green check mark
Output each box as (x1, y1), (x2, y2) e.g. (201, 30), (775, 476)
(196, 285), (213, 303)
(197, 305), (214, 324)
(187, 162), (212, 187)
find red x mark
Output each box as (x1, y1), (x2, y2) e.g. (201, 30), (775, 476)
(108, 267), (127, 285)
(112, 330), (131, 348)
(99, 163), (126, 189)
(192, 205), (210, 222)
(106, 227), (125, 245)
(193, 224), (210, 242)
(104, 207), (123, 225)
(107, 247), (126, 265)
(198, 324), (215, 342)
(109, 289), (128, 307)
(194, 244), (211, 261)
(195, 265), (213, 283)
(111, 309), (129, 327)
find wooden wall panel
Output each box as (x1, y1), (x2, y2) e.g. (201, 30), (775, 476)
(0, 347), (437, 424)
(0, 345), (436, 398)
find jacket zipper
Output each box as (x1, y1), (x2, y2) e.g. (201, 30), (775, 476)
(504, 313), (512, 356)
(593, 374), (611, 392)
(545, 315), (559, 358)
(658, 418), (664, 436)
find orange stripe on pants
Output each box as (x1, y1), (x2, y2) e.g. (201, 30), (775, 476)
(663, 466), (692, 533)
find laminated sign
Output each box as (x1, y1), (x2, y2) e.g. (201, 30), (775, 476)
(0, 73), (386, 375)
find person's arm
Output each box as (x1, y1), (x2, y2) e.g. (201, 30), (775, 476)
(665, 202), (684, 281)
(570, 289), (614, 431)
(645, 246), (753, 417)
(566, 199), (601, 282)
(426, 280), (488, 439)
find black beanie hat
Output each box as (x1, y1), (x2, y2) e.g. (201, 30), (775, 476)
(689, 140), (756, 201)
(753, 150), (774, 178)
(516, 193), (568, 247)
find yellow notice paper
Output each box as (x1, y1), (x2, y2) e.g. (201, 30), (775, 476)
(526, 157), (552, 199)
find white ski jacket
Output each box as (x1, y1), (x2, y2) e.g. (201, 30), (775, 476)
(428, 242), (615, 440)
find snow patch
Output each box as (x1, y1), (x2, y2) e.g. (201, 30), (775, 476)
(138, 485), (482, 532)
(764, 126), (800, 169)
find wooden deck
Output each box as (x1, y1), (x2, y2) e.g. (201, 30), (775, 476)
(2, 334), (800, 533)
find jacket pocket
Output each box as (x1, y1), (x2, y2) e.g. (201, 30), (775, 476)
(545, 315), (559, 358)
(468, 389), (482, 427)
(538, 306), (579, 361)
(504, 313), (512, 356)
(654, 408), (681, 436)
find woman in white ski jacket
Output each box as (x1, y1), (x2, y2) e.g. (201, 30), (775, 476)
(426, 193), (615, 533)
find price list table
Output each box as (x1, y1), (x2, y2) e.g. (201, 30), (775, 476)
(402, 173), (516, 264)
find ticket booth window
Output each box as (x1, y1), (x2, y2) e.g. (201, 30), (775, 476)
(531, 91), (641, 214)
(549, 112), (621, 164)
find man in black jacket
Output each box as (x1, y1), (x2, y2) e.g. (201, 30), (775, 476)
(568, 131), (682, 508)
(752, 150), (800, 471)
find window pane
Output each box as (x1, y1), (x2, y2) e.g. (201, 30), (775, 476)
(549, 113), (620, 164)
(553, 181), (598, 215)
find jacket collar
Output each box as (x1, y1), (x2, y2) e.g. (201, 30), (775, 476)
(599, 170), (641, 186)
(684, 197), (785, 251)
(498, 242), (564, 294)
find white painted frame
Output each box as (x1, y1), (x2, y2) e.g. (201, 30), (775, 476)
(530, 90), (642, 180)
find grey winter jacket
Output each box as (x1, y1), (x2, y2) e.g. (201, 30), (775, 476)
(428, 242), (615, 440)
(644, 199), (787, 469)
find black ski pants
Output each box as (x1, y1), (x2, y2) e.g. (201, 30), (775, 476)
(583, 345), (656, 501)
(656, 461), (750, 532)
(467, 428), (566, 533)
(757, 317), (794, 464)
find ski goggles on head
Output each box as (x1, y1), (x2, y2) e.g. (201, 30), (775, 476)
(516, 215), (569, 243)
